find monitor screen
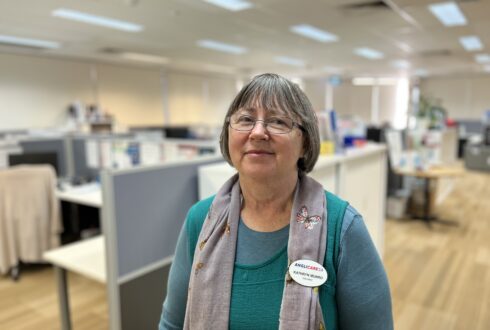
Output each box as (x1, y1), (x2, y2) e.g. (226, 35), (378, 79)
(8, 152), (59, 175)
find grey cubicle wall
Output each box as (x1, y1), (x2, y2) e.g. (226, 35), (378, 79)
(71, 137), (101, 180)
(101, 156), (223, 330)
(19, 138), (69, 177)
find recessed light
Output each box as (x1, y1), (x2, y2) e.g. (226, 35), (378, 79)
(475, 54), (490, 63)
(290, 24), (338, 43)
(414, 69), (429, 77)
(354, 48), (384, 60)
(391, 60), (411, 69)
(202, 0), (253, 11)
(274, 56), (306, 67)
(197, 39), (247, 54)
(120, 52), (169, 64)
(0, 34), (60, 49)
(428, 2), (467, 27)
(459, 36), (483, 51)
(52, 8), (143, 32)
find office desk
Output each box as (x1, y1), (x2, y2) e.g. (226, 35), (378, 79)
(43, 236), (105, 330)
(56, 183), (102, 238)
(56, 182), (102, 208)
(394, 165), (464, 227)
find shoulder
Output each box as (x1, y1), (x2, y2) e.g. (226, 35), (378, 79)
(187, 195), (215, 222)
(340, 205), (363, 240)
(186, 195), (215, 258)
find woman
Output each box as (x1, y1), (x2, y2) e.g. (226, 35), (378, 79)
(159, 73), (393, 329)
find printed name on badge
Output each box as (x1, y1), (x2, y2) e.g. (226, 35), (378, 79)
(288, 259), (327, 287)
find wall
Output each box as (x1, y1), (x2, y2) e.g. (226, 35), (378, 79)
(96, 64), (164, 126)
(0, 53), (94, 129)
(420, 75), (490, 119)
(303, 78), (398, 126)
(167, 72), (236, 125)
(0, 53), (238, 130)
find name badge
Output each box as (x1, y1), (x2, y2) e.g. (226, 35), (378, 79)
(288, 259), (327, 287)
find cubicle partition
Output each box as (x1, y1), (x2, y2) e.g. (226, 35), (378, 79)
(101, 156), (222, 330)
(18, 138), (69, 177)
(71, 136), (103, 180)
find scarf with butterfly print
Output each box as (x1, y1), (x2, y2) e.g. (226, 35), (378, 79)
(183, 172), (328, 330)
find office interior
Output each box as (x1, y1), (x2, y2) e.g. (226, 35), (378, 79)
(0, 0), (489, 329)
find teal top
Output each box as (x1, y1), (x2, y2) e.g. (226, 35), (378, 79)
(159, 192), (393, 330)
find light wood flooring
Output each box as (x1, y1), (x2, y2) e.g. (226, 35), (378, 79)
(0, 168), (489, 330)
(385, 168), (490, 330)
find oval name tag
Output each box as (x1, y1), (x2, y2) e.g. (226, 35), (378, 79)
(288, 259), (327, 287)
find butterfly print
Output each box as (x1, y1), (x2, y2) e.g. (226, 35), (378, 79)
(296, 206), (321, 230)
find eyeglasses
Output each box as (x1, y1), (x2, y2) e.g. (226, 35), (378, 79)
(229, 114), (304, 135)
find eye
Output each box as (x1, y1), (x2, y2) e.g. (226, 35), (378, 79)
(236, 115), (255, 123)
(268, 117), (288, 126)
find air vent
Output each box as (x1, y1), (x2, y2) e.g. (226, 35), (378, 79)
(417, 49), (452, 58)
(341, 1), (389, 10)
(99, 47), (122, 54)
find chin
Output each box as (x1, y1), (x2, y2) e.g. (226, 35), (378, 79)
(238, 165), (276, 180)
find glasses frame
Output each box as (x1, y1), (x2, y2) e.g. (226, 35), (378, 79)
(227, 114), (305, 135)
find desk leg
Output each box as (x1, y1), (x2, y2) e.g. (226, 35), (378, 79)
(55, 267), (72, 330)
(423, 178), (432, 225)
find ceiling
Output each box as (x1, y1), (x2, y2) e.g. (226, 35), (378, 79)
(1, 0), (489, 78)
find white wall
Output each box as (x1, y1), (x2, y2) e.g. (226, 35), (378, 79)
(167, 72), (236, 125)
(0, 53), (94, 130)
(420, 75), (490, 119)
(0, 53), (238, 130)
(304, 79), (399, 126)
(96, 63), (164, 126)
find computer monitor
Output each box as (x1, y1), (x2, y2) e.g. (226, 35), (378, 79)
(8, 152), (59, 176)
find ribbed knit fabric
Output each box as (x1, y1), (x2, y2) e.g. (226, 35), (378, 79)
(187, 191), (347, 330)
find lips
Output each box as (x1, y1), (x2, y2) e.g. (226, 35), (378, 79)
(245, 149), (274, 155)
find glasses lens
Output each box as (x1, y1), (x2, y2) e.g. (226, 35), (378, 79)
(229, 114), (296, 134)
(266, 117), (294, 134)
(230, 114), (255, 131)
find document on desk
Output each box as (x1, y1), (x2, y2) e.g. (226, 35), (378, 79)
(141, 142), (161, 165)
(85, 140), (99, 168)
(100, 140), (113, 168)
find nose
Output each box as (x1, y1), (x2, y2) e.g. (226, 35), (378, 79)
(249, 120), (269, 139)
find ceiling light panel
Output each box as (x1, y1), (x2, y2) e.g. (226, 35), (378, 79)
(459, 36), (483, 51)
(52, 8), (143, 32)
(290, 24), (338, 43)
(428, 2), (467, 27)
(203, 0), (253, 11)
(475, 54), (490, 63)
(354, 47), (384, 60)
(0, 34), (60, 49)
(197, 39), (247, 54)
(391, 60), (411, 69)
(274, 56), (306, 67)
(120, 52), (169, 64)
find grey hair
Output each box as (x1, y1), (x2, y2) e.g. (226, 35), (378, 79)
(219, 73), (320, 173)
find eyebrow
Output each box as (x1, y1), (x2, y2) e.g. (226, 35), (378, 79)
(239, 107), (288, 117)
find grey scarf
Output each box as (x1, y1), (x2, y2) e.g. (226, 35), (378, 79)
(184, 173), (327, 330)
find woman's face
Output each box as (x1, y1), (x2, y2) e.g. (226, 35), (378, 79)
(228, 105), (304, 181)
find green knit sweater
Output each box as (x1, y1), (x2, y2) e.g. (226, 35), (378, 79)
(186, 191), (348, 329)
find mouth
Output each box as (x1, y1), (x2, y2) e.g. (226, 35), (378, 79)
(245, 150), (275, 156)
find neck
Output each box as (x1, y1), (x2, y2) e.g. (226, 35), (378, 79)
(239, 172), (298, 232)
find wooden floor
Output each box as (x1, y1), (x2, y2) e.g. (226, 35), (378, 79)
(0, 266), (108, 330)
(385, 168), (490, 330)
(0, 168), (488, 330)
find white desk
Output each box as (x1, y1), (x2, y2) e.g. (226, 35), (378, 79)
(56, 182), (103, 208)
(43, 236), (105, 330)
